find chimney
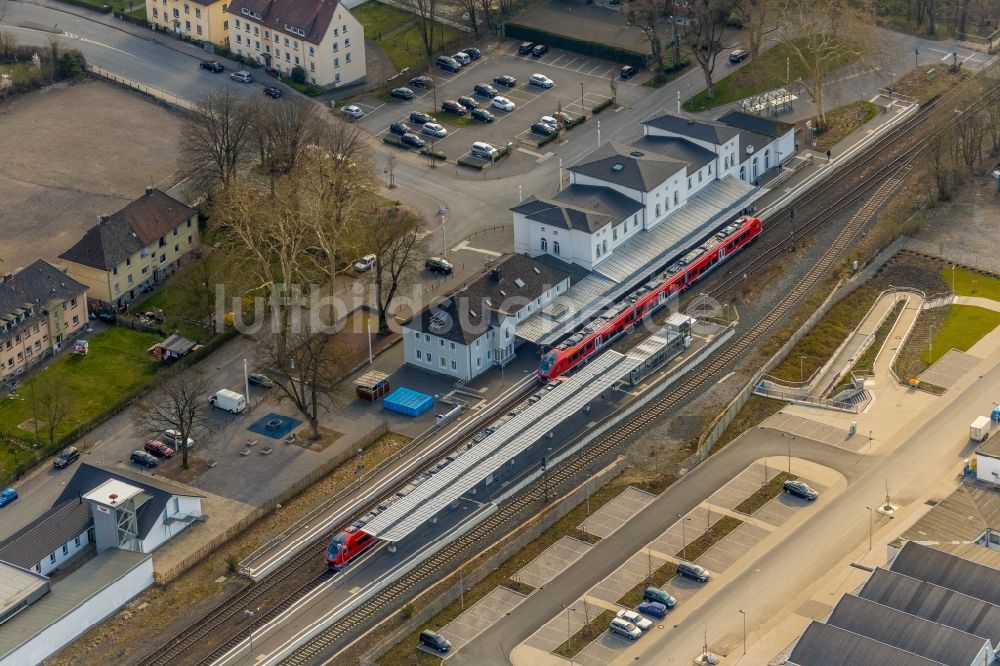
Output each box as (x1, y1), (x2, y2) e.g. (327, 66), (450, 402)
(145, 186), (154, 195)
(1, 274), (11, 283)
(491, 267), (502, 281)
(98, 214), (109, 224)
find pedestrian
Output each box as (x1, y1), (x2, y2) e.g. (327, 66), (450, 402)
(826, 149), (832, 162)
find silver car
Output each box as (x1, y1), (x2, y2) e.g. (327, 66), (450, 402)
(616, 609), (653, 631)
(609, 617), (641, 640)
(422, 122), (448, 138)
(230, 70), (252, 83)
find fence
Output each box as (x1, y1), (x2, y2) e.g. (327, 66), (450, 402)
(354, 456), (628, 665)
(905, 238), (1000, 279)
(375, 0), (473, 32)
(87, 64), (196, 111)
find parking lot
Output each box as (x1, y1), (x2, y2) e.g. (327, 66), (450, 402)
(433, 586), (528, 656)
(348, 41), (652, 170)
(580, 486), (656, 539)
(515, 535), (594, 589)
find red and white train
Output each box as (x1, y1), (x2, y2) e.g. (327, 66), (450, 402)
(325, 527), (376, 570)
(538, 216), (763, 380)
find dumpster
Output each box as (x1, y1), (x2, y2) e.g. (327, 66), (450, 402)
(383, 387), (434, 417)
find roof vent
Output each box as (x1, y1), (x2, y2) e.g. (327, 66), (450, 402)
(469, 309), (478, 318)
(532, 267), (541, 274)
(630, 151), (643, 157)
(514, 278), (526, 288)
(499, 289), (507, 297)
(746, 145), (755, 154)
(611, 163), (624, 172)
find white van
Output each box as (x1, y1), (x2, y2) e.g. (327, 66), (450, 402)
(209, 389), (247, 414)
(471, 141), (499, 159)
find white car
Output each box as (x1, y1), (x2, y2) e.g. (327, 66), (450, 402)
(492, 96), (516, 112)
(529, 73), (554, 88)
(161, 429), (194, 449)
(355, 254), (376, 272)
(422, 122), (448, 138)
(341, 105), (364, 120)
(616, 609), (653, 631)
(609, 617), (642, 640)
(540, 115), (559, 128)
(230, 70), (253, 83)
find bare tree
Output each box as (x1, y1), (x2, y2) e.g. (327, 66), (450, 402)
(136, 375), (212, 470)
(175, 245), (234, 336)
(925, 128), (961, 202)
(678, 0), (735, 101)
(365, 206), (425, 335)
(0, 0), (10, 23)
(985, 86), (1000, 157)
(954, 105), (987, 167)
(454, 0), (479, 32)
(0, 31), (16, 61)
(28, 374), (68, 446)
(476, 0), (496, 32)
(258, 330), (347, 441)
(627, 0), (667, 78)
(180, 87), (258, 193)
(398, 0), (439, 57)
(251, 97), (323, 176)
(733, 0), (772, 59)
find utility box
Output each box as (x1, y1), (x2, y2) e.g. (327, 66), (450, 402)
(971, 416), (991, 443)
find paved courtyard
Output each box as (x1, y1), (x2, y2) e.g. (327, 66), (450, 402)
(918, 348), (981, 388)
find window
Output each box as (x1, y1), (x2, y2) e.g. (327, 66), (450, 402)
(440, 357), (446, 367)
(309, 46), (314, 56)
(487, 350), (491, 360)
(416, 350), (422, 359)
(333, 41), (339, 52)
(50, 553), (56, 564)
(595, 245), (601, 258)
(253, 25), (258, 35)
(114, 283), (120, 293)
(334, 27), (339, 36)
(295, 56), (300, 65)
(335, 73), (340, 83)
(687, 176), (692, 189)
(264, 30), (268, 38)
(613, 227), (617, 241)
(195, 7), (201, 17)
(62, 543), (69, 555)
(293, 39), (298, 49)
(284, 36), (289, 46)
(70, 297), (77, 308)
(160, 254), (166, 263)
(172, 497), (179, 513)
(75, 535), (81, 547)
(451, 360), (457, 370)
(128, 274), (134, 284)
(285, 52), (291, 61)
(185, 20), (191, 30)
(439, 338), (444, 347)
(424, 334), (430, 342)
(197, 25), (202, 35)
(450, 342), (455, 350)
(698, 170), (703, 183)
(553, 241), (560, 255)
(708, 163), (712, 175)
(602, 240), (608, 253)
(235, 18), (240, 28)
(183, 3), (189, 13)
(334, 57), (339, 67)
(673, 191), (679, 205)
(540, 238), (547, 251)
(345, 53), (351, 63)
(152, 7), (158, 17)
(72, 315), (79, 326)
(633, 216), (638, 229)
(174, 244), (180, 252)
(236, 34), (242, 44)
(427, 354), (433, 364)
(35, 564), (40, 573)
(655, 203), (661, 217)
(310, 63), (315, 72)
(345, 38), (351, 47)
(223, 20), (228, 29)
(477, 358), (481, 368)
(222, 4), (227, 10)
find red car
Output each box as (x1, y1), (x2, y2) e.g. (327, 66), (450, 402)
(144, 439), (175, 458)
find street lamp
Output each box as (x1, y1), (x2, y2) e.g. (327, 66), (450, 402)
(782, 433), (795, 474)
(244, 609), (256, 657)
(799, 355), (806, 382)
(579, 81), (585, 115)
(866, 506), (874, 551)
(562, 604), (576, 665)
(739, 609), (746, 655)
(678, 514), (692, 560)
(952, 265), (956, 293)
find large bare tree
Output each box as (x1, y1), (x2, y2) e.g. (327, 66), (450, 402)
(398, 0), (439, 57)
(28, 374), (68, 446)
(365, 206), (425, 335)
(733, 0), (772, 59)
(678, 0), (735, 101)
(627, 0), (667, 79)
(136, 375), (212, 470)
(180, 87), (258, 193)
(251, 97), (323, 176)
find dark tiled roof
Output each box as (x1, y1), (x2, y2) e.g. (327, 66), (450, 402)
(511, 185), (643, 234)
(891, 541), (1000, 606)
(630, 135), (717, 171)
(55, 463), (202, 540)
(59, 189), (196, 271)
(734, 128), (778, 166)
(569, 142), (687, 192)
(228, 0), (341, 45)
(788, 621), (945, 666)
(642, 113), (740, 145)
(827, 594), (987, 666)
(406, 254), (571, 345)
(718, 110), (794, 138)
(0, 260), (87, 325)
(0, 501), (92, 570)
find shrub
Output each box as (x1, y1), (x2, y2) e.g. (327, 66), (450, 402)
(57, 50), (86, 80)
(537, 132), (558, 147)
(291, 65), (306, 84)
(401, 603), (414, 620)
(227, 554), (239, 573)
(564, 115), (586, 130)
(305, 83), (323, 96)
(590, 98), (613, 114)
(505, 23), (647, 68)
(457, 156), (486, 169)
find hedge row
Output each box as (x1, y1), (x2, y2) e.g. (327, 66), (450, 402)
(591, 98), (613, 114)
(114, 11), (148, 26)
(61, 0), (113, 12)
(504, 23), (648, 69)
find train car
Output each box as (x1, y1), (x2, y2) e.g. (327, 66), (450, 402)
(325, 526), (376, 570)
(539, 216), (762, 380)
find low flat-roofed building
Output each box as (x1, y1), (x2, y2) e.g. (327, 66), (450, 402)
(0, 561), (48, 625)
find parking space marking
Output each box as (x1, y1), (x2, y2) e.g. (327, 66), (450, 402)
(515, 536), (594, 589)
(438, 586), (527, 656)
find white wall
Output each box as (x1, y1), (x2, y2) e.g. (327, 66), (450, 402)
(32, 530), (92, 577)
(976, 453), (1000, 485)
(404, 328), (477, 380)
(1, 556), (153, 666)
(141, 496), (202, 553)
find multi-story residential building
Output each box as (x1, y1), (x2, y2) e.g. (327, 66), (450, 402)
(59, 188), (200, 312)
(0, 260), (88, 381)
(146, 0), (231, 47)
(227, 0), (366, 87)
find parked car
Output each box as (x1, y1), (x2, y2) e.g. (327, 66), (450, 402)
(130, 450), (159, 468)
(410, 75), (433, 88)
(473, 82), (498, 98)
(531, 43), (549, 57)
(463, 47), (481, 59)
(539, 115), (559, 128)
(355, 254), (377, 272)
(419, 630), (451, 653)
(248, 372), (274, 388)
(341, 105), (364, 119)
(401, 132), (426, 148)
(425, 257), (454, 274)
(471, 108), (494, 123)
(638, 600), (668, 618)
(676, 561), (711, 583)
(162, 429), (194, 449)
(230, 70), (253, 83)
(452, 51), (471, 65)
(531, 122), (555, 137)
(553, 111), (574, 126)
(422, 122), (448, 138)
(389, 121), (411, 136)
(784, 479), (820, 501)
(729, 48), (750, 64)
(441, 99), (467, 115)
(493, 74), (517, 87)
(457, 95), (479, 110)
(617, 609), (653, 631)
(492, 96), (515, 112)
(0, 488), (18, 507)
(609, 617), (642, 640)
(436, 55), (461, 72)
(620, 65), (638, 79)
(643, 586), (676, 608)
(263, 86), (282, 98)
(200, 61), (224, 72)
(409, 111), (433, 125)
(529, 73), (555, 88)
(54, 446), (80, 469)
(144, 439), (175, 458)
(518, 41), (536, 55)
(391, 87), (414, 100)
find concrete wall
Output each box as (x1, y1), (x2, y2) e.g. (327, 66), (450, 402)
(141, 495), (203, 553)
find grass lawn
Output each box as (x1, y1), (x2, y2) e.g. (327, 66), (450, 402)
(894, 64), (968, 105)
(67, 0), (145, 19)
(352, 1), (462, 72)
(924, 305), (1000, 364)
(735, 472), (795, 515)
(678, 515), (742, 561)
(617, 561), (679, 608)
(0, 327), (161, 449)
(140, 287), (213, 343)
(351, 1), (416, 38)
(812, 101), (879, 152)
(708, 394), (787, 456)
(683, 39), (859, 112)
(947, 267), (1000, 302)
(429, 111), (475, 127)
(553, 609), (616, 659)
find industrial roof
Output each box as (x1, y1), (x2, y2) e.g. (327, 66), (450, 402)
(788, 621), (946, 666)
(0, 500), (93, 571)
(826, 594), (987, 666)
(0, 562), (48, 622)
(363, 351), (641, 542)
(892, 485), (1000, 550)
(890, 541), (1000, 606)
(0, 549), (150, 660)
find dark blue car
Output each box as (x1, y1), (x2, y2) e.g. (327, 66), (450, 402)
(638, 600), (667, 618)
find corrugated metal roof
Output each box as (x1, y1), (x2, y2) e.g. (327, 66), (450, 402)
(788, 621), (946, 666)
(0, 562), (48, 620)
(0, 549), (150, 659)
(891, 541), (1000, 607)
(827, 594), (986, 666)
(894, 485), (1000, 547)
(0, 501), (93, 570)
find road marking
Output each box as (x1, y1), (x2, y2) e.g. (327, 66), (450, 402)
(452, 240), (502, 256)
(517, 147), (543, 157)
(716, 371), (735, 384)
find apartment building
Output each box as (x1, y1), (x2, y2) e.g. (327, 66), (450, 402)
(227, 0), (365, 87)
(0, 260), (88, 381)
(146, 0), (230, 47)
(59, 188), (200, 312)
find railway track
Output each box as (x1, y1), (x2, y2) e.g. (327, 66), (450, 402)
(281, 69), (1000, 665)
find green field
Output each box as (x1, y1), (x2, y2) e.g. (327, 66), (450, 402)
(947, 267), (1000, 302)
(683, 39), (860, 112)
(352, 1), (462, 72)
(924, 304), (1000, 364)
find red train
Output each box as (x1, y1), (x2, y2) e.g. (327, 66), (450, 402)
(538, 216), (763, 380)
(325, 527), (376, 570)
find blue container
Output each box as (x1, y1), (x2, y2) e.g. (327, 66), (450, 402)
(383, 387), (434, 417)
